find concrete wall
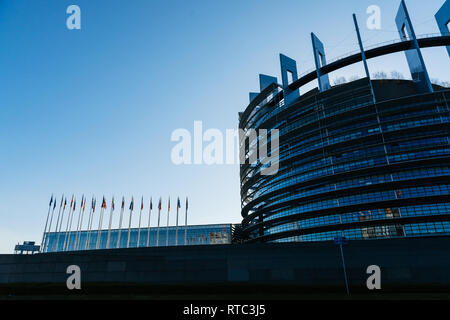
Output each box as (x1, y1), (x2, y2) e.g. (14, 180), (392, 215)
(1, 236), (449, 289)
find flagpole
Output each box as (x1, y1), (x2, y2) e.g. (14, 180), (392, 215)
(52, 196), (64, 252)
(73, 196), (84, 251)
(96, 199), (105, 250)
(40, 195), (53, 253)
(86, 197), (95, 250)
(175, 197), (179, 246)
(106, 197), (115, 249)
(95, 207), (104, 249)
(64, 197), (78, 251)
(147, 197), (152, 247)
(156, 198), (161, 247)
(75, 197), (86, 251)
(184, 197), (188, 246)
(137, 197), (143, 248)
(62, 198), (74, 251)
(85, 206), (92, 250)
(117, 197), (125, 248)
(126, 197), (134, 248)
(44, 198), (57, 253)
(55, 198), (68, 252)
(166, 197), (170, 246)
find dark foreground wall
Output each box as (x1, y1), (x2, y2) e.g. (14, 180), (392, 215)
(1, 236), (450, 296)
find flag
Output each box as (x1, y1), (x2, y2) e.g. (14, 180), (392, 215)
(129, 197), (134, 211)
(168, 197), (170, 212)
(64, 198), (67, 209)
(73, 199), (76, 211)
(177, 197), (181, 209)
(150, 197), (153, 210)
(92, 198), (96, 213)
(102, 197), (107, 209)
(53, 197), (57, 210)
(60, 196), (64, 208)
(121, 197), (125, 209)
(141, 197), (144, 210)
(112, 197), (115, 211)
(83, 197), (86, 211)
(70, 196), (74, 209)
(186, 197), (188, 210)
(158, 198), (162, 210)
(49, 195), (53, 207)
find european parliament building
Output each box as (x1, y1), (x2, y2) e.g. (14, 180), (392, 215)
(1, 0), (450, 298)
(239, 1), (450, 244)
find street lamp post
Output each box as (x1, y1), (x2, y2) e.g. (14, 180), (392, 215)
(334, 236), (350, 295)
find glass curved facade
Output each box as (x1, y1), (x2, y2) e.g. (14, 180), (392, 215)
(239, 79), (450, 243)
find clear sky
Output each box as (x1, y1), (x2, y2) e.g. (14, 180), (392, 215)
(0, 0), (448, 253)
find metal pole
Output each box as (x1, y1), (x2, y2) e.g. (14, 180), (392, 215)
(339, 243), (350, 295)
(52, 197), (64, 252)
(86, 198), (95, 250)
(156, 200), (161, 246)
(96, 207), (105, 249)
(40, 196), (53, 252)
(126, 198), (134, 248)
(106, 197), (114, 249)
(184, 197), (188, 245)
(137, 197), (143, 248)
(44, 202), (57, 253)
(146, 197), (152, 247)
(75, 198), (86, 251)
(116, 198), (125, 248)
(65, 198), (79, 251)
(55, 198), (68, 252)
(175, 200), (179, 246)
(62, 203), (73, 251)
(46, 198), (58, 252)
(64, 197), (76, 251)
(85, 206), (93, 250)
(73, 197), (83, 251)
(166, 198), (170, 246)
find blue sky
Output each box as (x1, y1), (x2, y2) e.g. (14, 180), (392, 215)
(0, 0), (448, 253)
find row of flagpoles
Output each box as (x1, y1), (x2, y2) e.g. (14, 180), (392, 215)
(41, 195), (189, 252)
